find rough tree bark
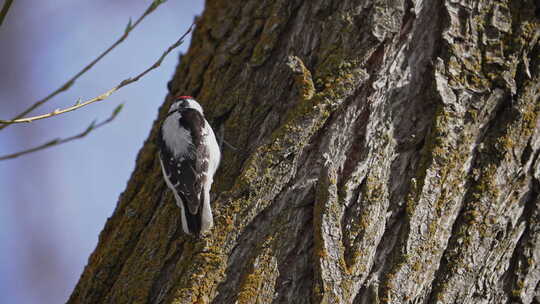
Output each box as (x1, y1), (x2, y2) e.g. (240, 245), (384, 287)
(68, 1), (540, 303)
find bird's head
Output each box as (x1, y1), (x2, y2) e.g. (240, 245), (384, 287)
(169, 95), (204, 114)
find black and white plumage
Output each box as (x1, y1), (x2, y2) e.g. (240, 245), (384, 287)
(157, 96), (221, 235)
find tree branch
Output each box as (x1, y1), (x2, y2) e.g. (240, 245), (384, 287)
(0, 23), (193, 125)
(0, 104), (123, 161)
(0, 0), (168, 130)
(0, 0), (14, 28)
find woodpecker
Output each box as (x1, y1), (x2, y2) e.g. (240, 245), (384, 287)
(157, 96), (221, 236)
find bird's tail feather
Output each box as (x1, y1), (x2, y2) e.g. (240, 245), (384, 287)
(184, 207), (202, 235)
(179, 190), (213, 236)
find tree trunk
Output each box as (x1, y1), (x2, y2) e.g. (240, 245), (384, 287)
(68, 0), (540, 303)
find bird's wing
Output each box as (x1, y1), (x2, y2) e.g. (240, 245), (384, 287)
(159, 109), (209, 215)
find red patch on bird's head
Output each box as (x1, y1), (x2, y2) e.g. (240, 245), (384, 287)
(175, 95), (193, 100)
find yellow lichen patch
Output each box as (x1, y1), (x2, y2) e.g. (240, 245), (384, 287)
(287, 56), (316, 101)
(250, 2), (289, 66)
(235, 236), (279, 304)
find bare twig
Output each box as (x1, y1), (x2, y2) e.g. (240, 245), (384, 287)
(0, 104), (124, 161)
(0, 0), (14, 28)
(0, 0), (168, 130)
(0, 23), (193, 125)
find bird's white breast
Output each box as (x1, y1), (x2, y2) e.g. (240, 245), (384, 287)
(162, 112), (192, 157)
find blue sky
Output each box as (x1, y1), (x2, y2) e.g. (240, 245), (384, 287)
(0, 1), (204, 303)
